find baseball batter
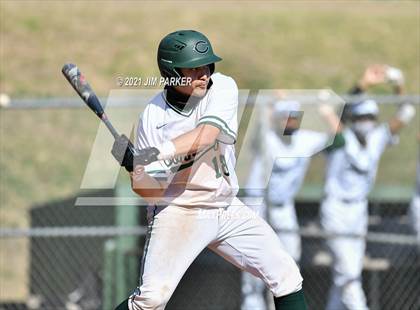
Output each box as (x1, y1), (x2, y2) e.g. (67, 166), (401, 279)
(242, 99), (342, 310)
(321, 65), (415, 310)
(111, 30), (307, 310)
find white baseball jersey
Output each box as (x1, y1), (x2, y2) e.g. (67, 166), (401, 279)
(324, 124), (398, 201)
(136, 72), (239, 207)
(246, 129), (328, 204)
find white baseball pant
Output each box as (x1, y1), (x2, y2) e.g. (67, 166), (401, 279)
(409, 195), (420, 246)
(320, 196), (369, 310)
(241, 200), (301, 310)
(128, 197), (303, 310)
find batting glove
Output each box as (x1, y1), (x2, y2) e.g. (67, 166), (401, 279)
(134, 147), (160, 166)
(396, 103), (416, 124)
(385, 66), (404, 86)
(111, 134), (137, 172)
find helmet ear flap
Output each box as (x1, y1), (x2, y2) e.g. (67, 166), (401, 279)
(174, 68), (183, 78)
(209, 63), (215, 75)
(159, 67), (182, 79)
(171, 65), (214, 78)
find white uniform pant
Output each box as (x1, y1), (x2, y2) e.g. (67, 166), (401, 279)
(270, 202), (301, 262)
(409, 195), (420, 245)
(320, 197), (369, 310)
(241, 201), (301, 310)
(128, 197), (303, 310)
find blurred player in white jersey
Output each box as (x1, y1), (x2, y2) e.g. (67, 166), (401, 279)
(409, 133), (420, 246)
(242, 99), (342, 310)
(321, 64), (416, 310)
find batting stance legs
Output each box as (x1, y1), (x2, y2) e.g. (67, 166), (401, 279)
(116, 198), (305, 310)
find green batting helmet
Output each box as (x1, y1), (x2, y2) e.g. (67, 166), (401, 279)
(157, 30), (222, 78)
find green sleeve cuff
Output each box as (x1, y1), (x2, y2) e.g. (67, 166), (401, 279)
(325, 132), (345, 153)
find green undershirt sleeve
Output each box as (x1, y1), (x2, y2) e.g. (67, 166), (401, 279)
(325, 132), (345, 153)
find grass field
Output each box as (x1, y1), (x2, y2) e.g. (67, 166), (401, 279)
(1, 2), (419, 96)
(0, 0), (419, 301)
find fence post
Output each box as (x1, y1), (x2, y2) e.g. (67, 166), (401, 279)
(103, 239), (116, 310)
(114, 179), (140, 305)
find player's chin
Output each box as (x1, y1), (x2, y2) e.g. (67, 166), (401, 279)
(192, 86), (207, 98)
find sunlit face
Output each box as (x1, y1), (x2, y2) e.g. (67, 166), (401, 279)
(175, 65), (211, 97)
(351, 114), (377, 138)
(285, 117), (300, 131)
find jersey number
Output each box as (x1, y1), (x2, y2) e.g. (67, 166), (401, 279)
(212, 155), (230, 178)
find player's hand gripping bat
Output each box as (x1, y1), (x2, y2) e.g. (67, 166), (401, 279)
(61, 64), (158, 171)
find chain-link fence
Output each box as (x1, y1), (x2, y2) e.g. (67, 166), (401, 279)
(1, 196), (418, 310)
(0, 188), (242, 310)
(1, 95), (419, 310)
(297, 199), (419, 310)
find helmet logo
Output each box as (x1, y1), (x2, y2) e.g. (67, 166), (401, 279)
(174, 43), (186, 50)
(194, 41), (209, 54)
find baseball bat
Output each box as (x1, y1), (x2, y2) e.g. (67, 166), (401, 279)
(61, 63), (120, 139)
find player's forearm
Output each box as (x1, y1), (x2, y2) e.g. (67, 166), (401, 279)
(393, 84), (404, 95)
(319, 104), (343, 133)
(173, 125), (219, 153)
(350, 81), (367, 94)
(388, 103), (416, 135)
(388, 118), (404, 135)
(130, 169), (167, 203)
(157, 124), (220, 160)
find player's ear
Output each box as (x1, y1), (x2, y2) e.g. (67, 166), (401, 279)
(209, 63), (215, 75)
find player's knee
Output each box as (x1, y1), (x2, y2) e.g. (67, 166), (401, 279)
(286, 268), (304, 294)
(129, 289), (170, 310)
(266, 237), (302, 280)
(138, 294), (166, 310)
(272, 254), (303, 296)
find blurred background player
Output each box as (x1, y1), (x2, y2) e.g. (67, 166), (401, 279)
(320, 64), (416, 310)
(409, 133), (420, 247)
(242, 98), (342, 310)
